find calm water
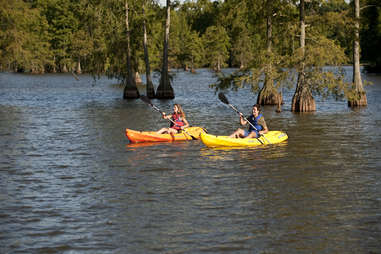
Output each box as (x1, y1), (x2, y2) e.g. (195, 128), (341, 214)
(0, 68), (380, 254)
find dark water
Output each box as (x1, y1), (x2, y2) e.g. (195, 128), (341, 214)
(0, 68), (380, 254)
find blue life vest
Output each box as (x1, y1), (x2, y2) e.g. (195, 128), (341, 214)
(247, 114), (263, 132)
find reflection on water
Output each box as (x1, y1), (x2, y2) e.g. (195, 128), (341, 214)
(1, 70), (381, 254)
(199, 142), (289, 162)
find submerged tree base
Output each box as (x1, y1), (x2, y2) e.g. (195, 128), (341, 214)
(276, 92), (283, 113)
(257, 86), (283, 106)
(348, 91), (367, 107)
(292, 90), (316, 112)
(291, 73), (316, 112)
(123, 86), (140, 99)
(291, 83), (316, 112)
(156, 78), (175, 99)
(155, 89), (175, 99)
(146, 81), (156, 98)
(292, 96), (316, 112)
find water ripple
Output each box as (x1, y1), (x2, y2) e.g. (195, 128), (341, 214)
(1, 71), (381, 253)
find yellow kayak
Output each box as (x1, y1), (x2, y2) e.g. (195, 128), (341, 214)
(200, 131), (288, 147)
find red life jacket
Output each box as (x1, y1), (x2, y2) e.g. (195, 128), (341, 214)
(170, 113), (184, 130)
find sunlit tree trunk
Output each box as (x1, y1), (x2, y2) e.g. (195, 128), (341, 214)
(133, 54), (141, 85)
(53, 56), (57, 73)
(123, 1), (140, 99)
(76, 59), (81, 74)
(216, 58), (221, 72)
(156, 0), (174, 99)
(135, 71), (142, 84)
(257, 8), (283, 106)
(191, 56), (195, 73)
(143, 3), (155, 98)
(348, 0), (367, 107)
(291, 0), (316, 112)
(62, 64), (68, 73)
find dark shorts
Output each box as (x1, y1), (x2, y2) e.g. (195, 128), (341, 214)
(244, 130), (259, 137)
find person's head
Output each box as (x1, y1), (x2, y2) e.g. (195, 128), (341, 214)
(252, 104), (261, 116)
(173, 104), (185, 117)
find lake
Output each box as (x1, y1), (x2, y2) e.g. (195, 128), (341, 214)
(0, 68), (380, 253)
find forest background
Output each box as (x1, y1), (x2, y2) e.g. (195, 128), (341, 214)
(0, 0), (380, 108)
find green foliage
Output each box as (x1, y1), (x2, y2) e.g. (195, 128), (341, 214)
(184, 0), (220, 35)
(211, 0), (353, 102)
(0, 0), (378, 81)
(202, 25), (230, 71)
(0, 0), (52, 73)
(170, 11), (204, 69)
(39, 0), (79, 71)
(307, 0), (353, 57)
(287, 31), (350, 99)
(219, 0), (255, 68)
(211, 50), (291, 94)
(361, 0), (381, 72)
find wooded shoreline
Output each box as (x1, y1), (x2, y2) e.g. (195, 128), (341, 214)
(1, 0), (379, 109)
(1, 1), (380, 74)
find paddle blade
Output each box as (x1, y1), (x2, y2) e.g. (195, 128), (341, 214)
(218, 92), (229, 105)
(140, 95), (152, 105)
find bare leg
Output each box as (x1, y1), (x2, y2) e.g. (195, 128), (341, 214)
(167, 128), (178, 135)
(157, 128), (169, 134)
(229, 128), (245, 138)
(157, 128), (178, 135)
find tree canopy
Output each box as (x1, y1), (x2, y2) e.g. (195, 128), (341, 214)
(0, 0), (378, 107)
(1, 0), (378, 74)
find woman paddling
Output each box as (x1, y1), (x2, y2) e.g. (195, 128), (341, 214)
(229, 104), (268, 138)
(156, 104), (189, 134)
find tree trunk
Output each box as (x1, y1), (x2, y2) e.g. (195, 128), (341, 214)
(135, 72), (142, 84)
(142, 4), (155, 98)
(216, 57), (221, 72)
(76, 59), (81, 74)
(156, 0), (174, 99)
(62, 64), (68, 73)
(257, 11), (282, 106)
(191, 56), (196, 73)
(53, 56), (57, 73)
(257, 78), (283, 105)
(348, 0), (367, 107)
(266, 12), (272, 53)
(291, 0), (315, 112)
(123, 1), (140, 99)
(292, 73), (316, 112)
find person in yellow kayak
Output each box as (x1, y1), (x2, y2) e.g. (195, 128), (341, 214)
(229, 104), (268, 138)
(156, 104), (189, 134)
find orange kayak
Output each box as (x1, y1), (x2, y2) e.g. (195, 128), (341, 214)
(126, 127), (206, 143)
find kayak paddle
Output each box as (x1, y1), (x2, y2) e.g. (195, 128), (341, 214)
(218, 92), (271, 144)
(140, 95), (197, 140)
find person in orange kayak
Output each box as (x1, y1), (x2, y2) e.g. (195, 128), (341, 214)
(229, 104), (268, 138)
(156, 104), (189, 134)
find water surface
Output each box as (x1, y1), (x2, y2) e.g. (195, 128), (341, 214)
(0, 69), (380, 253)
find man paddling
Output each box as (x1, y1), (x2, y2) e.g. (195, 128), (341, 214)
(229, 104), (268, 139)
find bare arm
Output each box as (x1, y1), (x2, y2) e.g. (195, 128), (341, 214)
(162, 112), (171, 120)
(258, 118), (268, 135)
(239, 114), (247, 126)
(259, 125), (268, 135)
(181, 117), (190, 129)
